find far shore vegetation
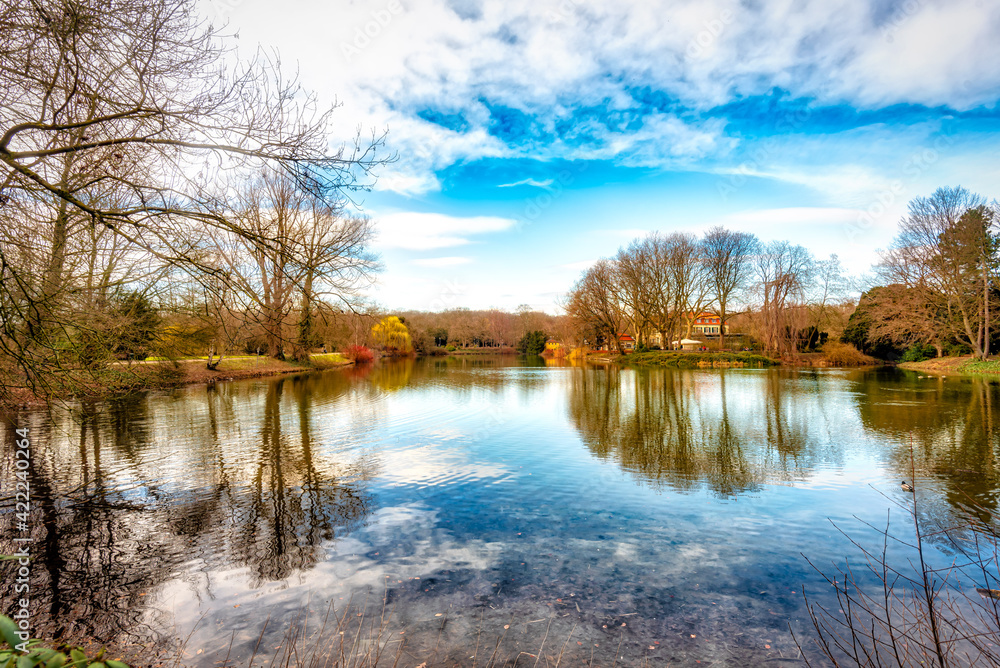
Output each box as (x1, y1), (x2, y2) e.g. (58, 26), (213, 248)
(899, 355), (1000, 376)
(5, 2), (1000, 668)
(6, 184), (1000, 405)
(611, 350), (779, 367)
(1, 0), (998, 410)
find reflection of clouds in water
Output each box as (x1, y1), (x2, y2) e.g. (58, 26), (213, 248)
(11, 360), (1000, 667)
(378, 444), (514, 488)
(331, 505), (500, 582)
(791, 464), (885, 490)
(168, 503), (501, 662)
(420, 427), (465, 440)
(612, 540), (639, 561)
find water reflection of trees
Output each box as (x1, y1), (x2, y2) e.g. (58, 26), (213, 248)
(360, 356), (550, 396)
(853, 370), (1000, 521)
(369, 357), (414, 392)
(567, 367), (824, 496)
(1, 371), (376, 645)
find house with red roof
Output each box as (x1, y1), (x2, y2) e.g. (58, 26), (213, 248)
(692, 312), (728, 337)
(647, 312), (730, 349)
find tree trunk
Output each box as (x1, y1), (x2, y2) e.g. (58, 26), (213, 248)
(206, 342), (223, 370)
(294, 272), (315, 362)
(719, 305), (727, 350)
(984, 262), (991, 359)
(30, 166), (74, 340)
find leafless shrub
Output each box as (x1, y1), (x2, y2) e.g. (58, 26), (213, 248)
(795, 451), (1000, 667)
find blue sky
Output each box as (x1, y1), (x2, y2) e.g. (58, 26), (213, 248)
(203, 0), (1000, 312)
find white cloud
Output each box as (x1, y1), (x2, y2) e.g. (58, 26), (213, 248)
(832, 2), (1000, 109)
(558, 259), (597, 272)
(374, 212), (517, 250)
(722, 164), (895, 207)
(712, 206), (893, 274)
(215, 0), (1000, 194)
(211, 0), (1000, 196)
(498, 178), (554, 188)
(412, 256), (474, 267)
(720, 206), (864, 228)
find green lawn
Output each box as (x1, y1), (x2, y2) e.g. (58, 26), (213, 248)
(956, 359), (1000, 375)
(616, 351), (779, 367)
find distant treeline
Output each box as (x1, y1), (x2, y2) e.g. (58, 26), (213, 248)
(390, 308), (570, 353)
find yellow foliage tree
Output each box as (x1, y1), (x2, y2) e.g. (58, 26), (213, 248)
(372, 316), (413, 354)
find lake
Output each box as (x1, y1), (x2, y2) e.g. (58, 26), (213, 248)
(3, 357), (999, 666)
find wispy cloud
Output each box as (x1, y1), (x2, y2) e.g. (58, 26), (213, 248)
(222, 0), (1000, 196)
(498, 178), (554, 188)
(558, 259), (597, 272)
(374, 212), (517, 250)
(719, 207), (865, 229)
(412, 256), (474, 267)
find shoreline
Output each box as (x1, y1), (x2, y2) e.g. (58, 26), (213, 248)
(4, 354), (354, 409)
(608, 350), (781, 368)
(899, 355), (1000, 376)
(597, 345), (882, 369)
(5, 347), (916, 409)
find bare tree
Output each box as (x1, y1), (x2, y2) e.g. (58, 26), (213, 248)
(0, 0), (387, 397)
(293, 202), (378, 361)
(703, 227), (758, 350)
(613, 241), (656, 345)
(483, 309), (518, 348)
(214, 169), (377, 361)
(566, 260), (627, 353)
(667, 233), (712, 341)
(753, 241), (815, 354)
(809, 254), (853, 340)
(641, 233), (680, 351)
(878, 187), (998, 360)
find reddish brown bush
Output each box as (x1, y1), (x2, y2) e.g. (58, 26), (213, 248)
(344, 345), (374, 363)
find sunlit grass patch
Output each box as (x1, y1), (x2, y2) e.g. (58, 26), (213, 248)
(312, 352), (350, 369)
(311, 352), (348, 362)
(958, 358), (1000, 375)
(619, 351), (779, 368)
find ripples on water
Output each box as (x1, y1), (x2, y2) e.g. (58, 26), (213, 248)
(2, 357), (1000, 666)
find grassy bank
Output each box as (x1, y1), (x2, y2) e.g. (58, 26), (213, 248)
(4, 353), (352, 407)
(430, 346), (516, 355)
(900, 355), (1000, 376)
(127, 353), (352, 388)
(614, 350), (779, 368)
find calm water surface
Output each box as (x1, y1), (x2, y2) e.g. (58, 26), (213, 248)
(3, 358), (1000, 666)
